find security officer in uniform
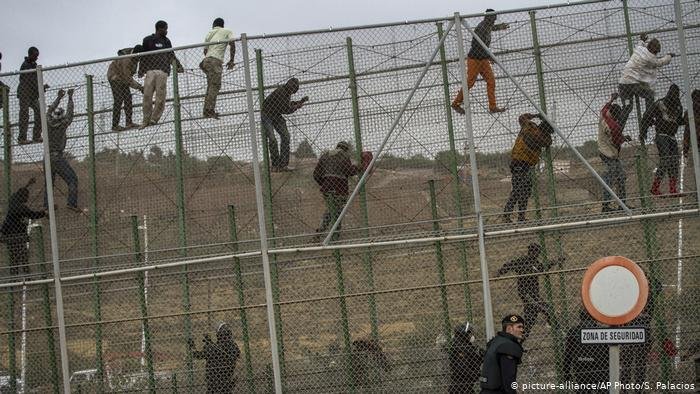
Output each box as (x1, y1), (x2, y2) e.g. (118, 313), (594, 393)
(479, 314), (525, 394)
(449, 322), (485, 393)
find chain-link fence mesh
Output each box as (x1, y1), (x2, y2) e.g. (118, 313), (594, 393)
(0, 0), (698, 392)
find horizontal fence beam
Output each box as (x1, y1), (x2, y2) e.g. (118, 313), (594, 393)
(1, 208), (696, 289)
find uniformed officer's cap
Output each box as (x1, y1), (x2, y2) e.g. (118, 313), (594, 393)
(501, 314), (525, 325)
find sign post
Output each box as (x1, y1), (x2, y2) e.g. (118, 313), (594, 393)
(581, 256), (649, 394)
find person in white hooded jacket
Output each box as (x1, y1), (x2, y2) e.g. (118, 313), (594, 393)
(618, 33), (674, 125)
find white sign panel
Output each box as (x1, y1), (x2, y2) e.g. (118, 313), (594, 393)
(580, 328), (646, 344)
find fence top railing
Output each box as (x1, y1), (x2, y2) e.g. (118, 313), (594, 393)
(0, 0), (612, 76)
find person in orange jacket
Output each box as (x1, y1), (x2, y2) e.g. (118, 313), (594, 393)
(502, 113), (553, 222)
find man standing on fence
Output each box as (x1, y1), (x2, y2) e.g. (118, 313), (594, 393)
(640, 84), (684, 196)
(201, 17), (235, 119)
(44, 89), (81, 213)
(107, 45), (143, 131)
(598, 92), (633, 212)
(138, 20), (183, 129)
(189, 322), (241, 393)
(312, 141), (371, 242)
(17, 47), (47, 145)
(1, 178), (45, 277)
(479, 314), (525, 394)
(618, 33), (674, 125)
(502, 113), (553, 223)
(496, 243), (563, 336)
(261, 78), (308, 171)
(451, 9), (508, 115)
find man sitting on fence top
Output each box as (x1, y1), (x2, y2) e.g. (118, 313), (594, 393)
(261, 78), (308, 172)
(451, 8), (509, 115)
(618, 33), (674, 125)
(44, 89), (82, 213)
(138, 20), (183, 129)
(201, 17), (235, 120)
(107, 45), (143, 132)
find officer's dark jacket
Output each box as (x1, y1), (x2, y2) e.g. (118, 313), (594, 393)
(480, 332), (523, 394)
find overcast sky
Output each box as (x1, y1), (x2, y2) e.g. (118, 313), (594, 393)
(0, 0), (561, 72)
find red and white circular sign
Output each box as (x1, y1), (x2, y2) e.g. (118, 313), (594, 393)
(581, 256), (649, 326)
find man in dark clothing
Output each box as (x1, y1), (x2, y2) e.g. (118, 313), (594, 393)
(261, 78), (308, 171)
(107, 45), (143, 131)
(448, 322), (484, 394)
(641, 84), (684, 196)
(189, 323), (241, 394)
(502, 113), (553, 222)
(683, 89), (700, 160)
(479, 314), (525, 394)
(350, 339), (390, 389)
(496, 243), (563, 335)
(43, 89), (80, 213)
(452, 9), (509, 115)
(138, 20), (183, 128)
(312, 141), (370, 241)
(17, 47), (47, 144)
(562, 309), (608, 393)
(0, 178), (45, 276)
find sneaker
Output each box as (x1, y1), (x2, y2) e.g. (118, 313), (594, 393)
(66, 205), (85, 214)
(124, 122), (139, 130)
(112, 126), (126, 132)
(601, 204), (614, 213)
(278, 166), (295, 172)
(17, 139), (31, 145)
(139, 122), (150, 130)
(203, 111), (220, 120)
(489, 107), (507, 113)
(451, 103), (465, 115)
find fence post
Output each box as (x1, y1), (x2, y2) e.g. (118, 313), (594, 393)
(345, 36), (380, 340)
(227, 205), (255, 394)
(37, 64), (71, 394)
(171, 59), (194, 390)
(2, 86), (10, 202)
(34, 225), (60, 393)
(131, 215), (156, 393)
(528, 10), (566, 380)
(436, 22), (473, 320)
(674, 0), (700, 204)
(428, 180), (452, 342)
(86, 74), (106, 392)
(622, 2), (670, 380)
(6, 286), (17, 393)
(331, 238), (354, 391)
(242, 33), (284, 394)
(454, 13), (495, 338)
(254, 48), (286, 382)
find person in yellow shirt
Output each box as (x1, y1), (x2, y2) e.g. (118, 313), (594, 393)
(201, 17), (236, 119)
(502, 113), (553, 222)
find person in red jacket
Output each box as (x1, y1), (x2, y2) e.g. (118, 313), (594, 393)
(597, 93), (633, 212)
